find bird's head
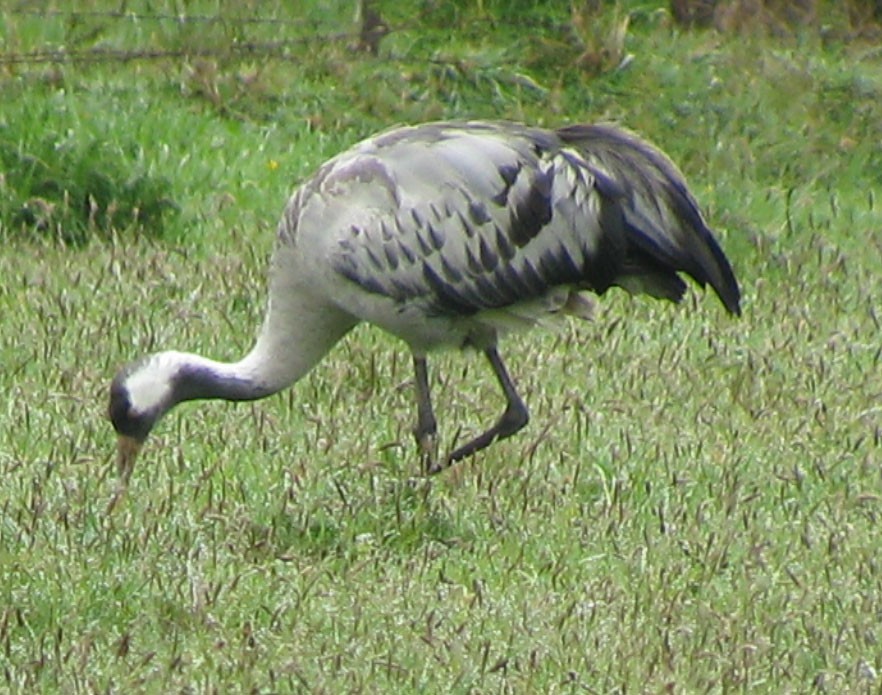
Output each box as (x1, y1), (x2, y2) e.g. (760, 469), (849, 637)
(108, 352), (184, 482)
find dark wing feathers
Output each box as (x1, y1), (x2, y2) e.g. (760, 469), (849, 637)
(556, 123), (741, 314)
(323, 121), (739, 318)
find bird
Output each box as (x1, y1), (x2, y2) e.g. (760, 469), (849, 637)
(109, 120), (740, 482)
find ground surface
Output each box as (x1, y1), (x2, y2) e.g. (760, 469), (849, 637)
(1, 2), (881, 691)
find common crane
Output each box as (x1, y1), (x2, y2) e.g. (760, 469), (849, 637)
(109, 120), (740, 480)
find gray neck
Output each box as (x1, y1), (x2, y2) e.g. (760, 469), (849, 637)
(173, 361), (278, 403)
(170, 293), (357, 406)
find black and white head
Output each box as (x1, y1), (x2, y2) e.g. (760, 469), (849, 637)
(108, 352), (188, 481)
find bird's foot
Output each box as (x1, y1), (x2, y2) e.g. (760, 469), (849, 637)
(417, 432), (442, 476)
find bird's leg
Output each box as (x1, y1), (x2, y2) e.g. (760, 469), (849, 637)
(445, 346), (529, 467)
(412, 355), (440, 474)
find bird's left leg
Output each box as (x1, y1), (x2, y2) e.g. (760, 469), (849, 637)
(445, 346), (529, 467)
(412, 355), (440, 474)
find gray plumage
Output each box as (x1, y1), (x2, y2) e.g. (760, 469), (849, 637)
(109, 120), (740, 479)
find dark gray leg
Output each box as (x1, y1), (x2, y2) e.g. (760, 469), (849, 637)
(412, 355), (440, 474)
(445, 346), (529, 467)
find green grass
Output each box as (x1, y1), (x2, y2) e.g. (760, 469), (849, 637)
(2, 1), (882, 691)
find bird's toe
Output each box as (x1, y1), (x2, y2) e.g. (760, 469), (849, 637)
(416, 431), (442, 475)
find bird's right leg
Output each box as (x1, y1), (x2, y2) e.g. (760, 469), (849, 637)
(412, 355), (440, 474)
(444, 346), (529, 467)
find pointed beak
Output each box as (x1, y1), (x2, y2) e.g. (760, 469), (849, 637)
(116, 435), (142, 484)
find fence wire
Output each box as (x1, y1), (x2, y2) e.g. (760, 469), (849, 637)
(0, 37), (360, 66)
(0, 6), (395, 67)
(7, 8), (311, 25)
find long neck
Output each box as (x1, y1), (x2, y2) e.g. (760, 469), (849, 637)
(173, 291), (357, 404)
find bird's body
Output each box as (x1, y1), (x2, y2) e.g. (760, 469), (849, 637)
(110, 120), (740, 478)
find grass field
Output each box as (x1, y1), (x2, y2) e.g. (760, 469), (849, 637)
(2, 1), (882, 692)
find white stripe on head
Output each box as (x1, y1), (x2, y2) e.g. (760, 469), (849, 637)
(123, 351), (187, 415)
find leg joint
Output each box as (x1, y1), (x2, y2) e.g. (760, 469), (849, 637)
(498, 401), (529, 437)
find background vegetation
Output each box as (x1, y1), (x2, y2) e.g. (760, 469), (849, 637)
(1, 1), (881, 691)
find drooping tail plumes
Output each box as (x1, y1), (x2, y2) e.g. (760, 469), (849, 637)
(557, 124), (741, 316)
